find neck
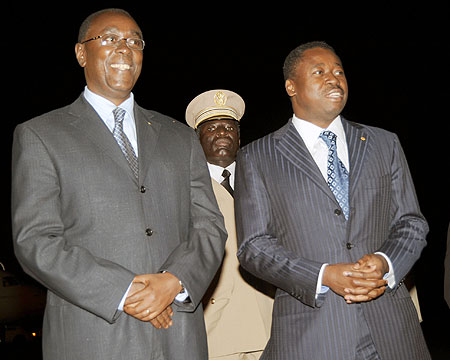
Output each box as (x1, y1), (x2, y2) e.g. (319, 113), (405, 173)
(208, 159), (234, 168)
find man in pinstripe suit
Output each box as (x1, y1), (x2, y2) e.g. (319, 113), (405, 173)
(234, 41), (431, 359)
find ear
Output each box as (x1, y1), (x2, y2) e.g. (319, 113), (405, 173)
(285, 79), (296, 97)
(75, 43), (87, 67)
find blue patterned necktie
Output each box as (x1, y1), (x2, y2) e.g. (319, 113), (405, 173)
(319, 131), (349, 219)
(112, 107), (139, 178)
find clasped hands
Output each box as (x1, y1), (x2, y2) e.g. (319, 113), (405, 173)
(323, 254), (389, 304)
(123, 272), (182, 329)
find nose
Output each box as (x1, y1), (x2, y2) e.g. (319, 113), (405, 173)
(325, 72), (340, 86)
(216, 125), (232, 137)
(115, 39), (132, 53)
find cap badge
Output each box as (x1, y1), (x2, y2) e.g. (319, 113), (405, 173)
(214, 91), (227, 106)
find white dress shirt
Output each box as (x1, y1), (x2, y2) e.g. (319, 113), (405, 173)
(291, 115), (395, 296)
(207, 162), (236, 190)
(83, 86), (138, 155)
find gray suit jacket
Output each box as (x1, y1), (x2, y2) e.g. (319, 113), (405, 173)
(235, 118), (430, 359)
(11, 95), (227, 360)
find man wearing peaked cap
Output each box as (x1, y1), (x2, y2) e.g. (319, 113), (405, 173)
(186, 90), (274, 360)
(186, 89), (245, 129)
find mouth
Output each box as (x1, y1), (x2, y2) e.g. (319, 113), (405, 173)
(110, 63), (132, 71)
(214, 138), (233, 150)
(325, 88), (344, 99)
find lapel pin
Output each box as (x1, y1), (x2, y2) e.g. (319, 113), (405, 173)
(360, 136), (366, 141)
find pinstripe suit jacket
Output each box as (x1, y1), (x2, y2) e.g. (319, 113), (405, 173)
(234, 118), (430, 359)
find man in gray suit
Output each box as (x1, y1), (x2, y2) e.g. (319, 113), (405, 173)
(11, 8), (226, 360)
(234, 41), (430, 359)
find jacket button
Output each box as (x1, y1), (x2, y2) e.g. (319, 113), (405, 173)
(210, 298), (216, 304)
(140, 186), (146, 193)
(145, 228), (153, 236)
(334, 209), (342, 216)
(346, 242), (354, 250)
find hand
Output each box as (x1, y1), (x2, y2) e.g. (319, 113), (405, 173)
(341, 254), (389, 303)
(323, 262), (387, 304)
(149, 305), (174, 329)
(123, 272), (182, 323)
(351, 253), (389, 278)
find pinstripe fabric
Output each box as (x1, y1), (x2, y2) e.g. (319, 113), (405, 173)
(234, 118), (430, 359)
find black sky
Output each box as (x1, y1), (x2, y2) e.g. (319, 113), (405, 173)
(5, 3), (449, 354)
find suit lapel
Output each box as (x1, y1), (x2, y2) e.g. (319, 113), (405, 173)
(134, 105), (160, 183)
(275, 118), (370, 205)
(68, 95), (138, 184)
(275, 120), (335, 202)
(342, 118), (369, 196)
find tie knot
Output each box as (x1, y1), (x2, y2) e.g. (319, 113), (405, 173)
(113, 107), (126, 124)
(320, 130), (337, 148)
(222, 169), (231, 179)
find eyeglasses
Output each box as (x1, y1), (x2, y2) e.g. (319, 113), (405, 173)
(81, 33), (145, 51)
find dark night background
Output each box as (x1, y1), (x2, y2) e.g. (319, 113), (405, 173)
(3, 3), (449, 358)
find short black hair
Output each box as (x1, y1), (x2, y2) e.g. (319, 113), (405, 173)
(282, 41), (337, 81)
(78, 8), (136, 43)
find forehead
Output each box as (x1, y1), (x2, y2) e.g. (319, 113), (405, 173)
(299, 47), (342, 69)
(200, 118), (238, 128)
(88, 12), (142, 37)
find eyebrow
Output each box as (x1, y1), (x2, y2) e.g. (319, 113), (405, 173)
(313, 62), (343, 67)
(99, 26), (143, 38)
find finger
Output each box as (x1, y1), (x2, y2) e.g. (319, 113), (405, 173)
(124, 290), (148, 306)
(155, 311), (173, 329)
(344, 286), (370, 295)
(146, 308), (173, 328)
(150, 317), (163, 329)
(344, 285), (387, 302)
(343, 270), (366, 278)
(167, 305), (174, 317)
(367, 287), (386, 299)
(125, 304), (154, 319)
(352, 278), (387, 288)
(344, 293), (371, 303)
(345, 270), (385, 280)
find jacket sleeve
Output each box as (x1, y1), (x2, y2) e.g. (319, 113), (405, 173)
(377, 134), (428, 289)
(159, 130), (227, 311)
(11, 123), (135, 323)
(234, 146), (324, 308)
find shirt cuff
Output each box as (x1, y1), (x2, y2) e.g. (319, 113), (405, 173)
(118, 281), (133, 311)
(375, 251), (396, 288)
(175, 289), (190, 302)
(316, 263), (330, 298)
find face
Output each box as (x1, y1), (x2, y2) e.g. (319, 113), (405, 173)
(285, 47), (348, 128)
(198, 119), (240, 168)
(75, 12), (143, 105)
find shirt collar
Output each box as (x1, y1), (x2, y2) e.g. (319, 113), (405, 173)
(207, 162), (236, 188)
(83, 86), (135, 122)
(292, 114), (346, 145)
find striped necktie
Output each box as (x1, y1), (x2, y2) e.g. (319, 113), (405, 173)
(112, 107), (139, 178)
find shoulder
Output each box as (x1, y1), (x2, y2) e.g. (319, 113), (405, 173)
(14, 104), (75, 139)
(239, 119), (292, 157)
(344, 117), (397, 139)
(136, 106), (194, 135)
(343, 118), (401, 153)
(135, 106), (200, 155)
